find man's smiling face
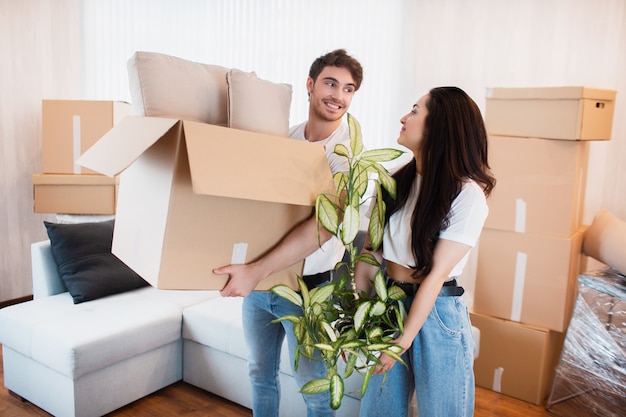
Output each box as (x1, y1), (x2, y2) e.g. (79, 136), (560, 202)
(307, 66), (356, 122)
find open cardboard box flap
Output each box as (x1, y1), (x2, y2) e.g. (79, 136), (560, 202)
(182, 119), (334, 205)
(77, 116), (179, 177)
(78, 116), (334, 205)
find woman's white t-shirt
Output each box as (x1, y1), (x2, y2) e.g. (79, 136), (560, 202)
(382, 175), (489, 278)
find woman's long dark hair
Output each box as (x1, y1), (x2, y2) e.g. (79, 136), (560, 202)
(384, 87), (496, 279)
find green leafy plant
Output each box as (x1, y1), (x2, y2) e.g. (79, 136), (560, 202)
(271, 114), (406, 409)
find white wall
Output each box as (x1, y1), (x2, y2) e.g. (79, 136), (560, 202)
(1, 0), (625, 300)
(0, 0), (79, 301)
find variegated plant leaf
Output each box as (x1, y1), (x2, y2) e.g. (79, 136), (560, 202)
(354, 300), (372, 333)
(361, 148), (404, 163)
(368, 183), (385, 250)
(316, 194), (339, 236)
(310, 283), (335, 306)
(371, 163), (397, 199)
(298, 275), (311, 309)
(301, 378), (330, 394)
(353, 161), (370, 200)
(320, 320), (337, 342)
(387, 285), (407, 301)
(270, 284), (303, 307)
(333, 143), (350, 158)
(333, 171), (348, 195)
(330, 374), (344, 410)
(340, 204), (359, 245)
(361, 366), (375, 396)
(343, 352), (358, 378)
(356, 252), (380, 266)
(347, 113), (363, 157)
(369, 300), (387, 317)
(373, 270), (388, 302)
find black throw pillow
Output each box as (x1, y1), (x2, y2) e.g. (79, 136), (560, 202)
(44, 219), (148, 304)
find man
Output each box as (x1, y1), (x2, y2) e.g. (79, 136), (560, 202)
(214, 49), (364, 417)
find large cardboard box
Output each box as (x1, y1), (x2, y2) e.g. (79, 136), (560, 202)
(42, 100), (132, 174)
(77, 116), (334, 291)
(485, 135), (589, 237)
(485, 86), (616, 140)
(32, 173), (117, 214)
(471, 312), (565, 405)
(474, 229), (584, 332)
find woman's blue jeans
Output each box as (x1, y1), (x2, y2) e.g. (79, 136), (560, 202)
(243, 291), (335, 417)
(359, 294), (476, 417)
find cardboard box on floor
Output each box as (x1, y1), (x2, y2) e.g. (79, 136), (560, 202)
(32, 173), (118, 214)
(485, 86), (616, 140)
(485, 135), (589, 237)
(474, 228), (584, 332)
(471, 311), (565, 405)
(42, 100), (132, 174)
(77, 116), (335, 291)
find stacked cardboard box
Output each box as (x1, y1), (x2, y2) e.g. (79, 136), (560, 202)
(472, 86), (616, 404)
(32, 100), (132, 214)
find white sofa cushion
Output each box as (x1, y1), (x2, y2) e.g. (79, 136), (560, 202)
(182, 296), (365, 401)
(127, 51), (229, 126)
(183, 297), (294, 375)
(0, 287), (219, 379)
(183, 297), (252, 364)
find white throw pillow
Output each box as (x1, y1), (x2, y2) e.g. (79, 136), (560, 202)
(226, 68), (292, 137)
(127, 51), (229, 126)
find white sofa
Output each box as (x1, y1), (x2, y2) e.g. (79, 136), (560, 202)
(0, 238), (480, 417)
(0, 240), (364, 417)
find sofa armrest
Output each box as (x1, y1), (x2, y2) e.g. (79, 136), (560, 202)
(31, 240), (66, 298)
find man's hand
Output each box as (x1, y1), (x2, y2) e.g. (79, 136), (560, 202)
(213, 212), (330, 298)
(213, 263), (266, 297)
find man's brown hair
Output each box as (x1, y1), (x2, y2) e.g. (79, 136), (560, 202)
(308, 49), (363, 91)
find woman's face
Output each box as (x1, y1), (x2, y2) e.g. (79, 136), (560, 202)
(398, 94), (429, 154)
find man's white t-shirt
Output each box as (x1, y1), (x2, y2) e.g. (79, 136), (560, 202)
(382, 175), (488, 278)
(289, 121), (350, 275)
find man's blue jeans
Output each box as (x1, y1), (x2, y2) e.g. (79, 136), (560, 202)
(243, 291), (335, 417)
(359, 294), (476, 417)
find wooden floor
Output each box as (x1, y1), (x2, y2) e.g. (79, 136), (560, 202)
(0, 347), (555, 417)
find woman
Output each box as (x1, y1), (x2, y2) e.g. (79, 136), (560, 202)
(356, 87), (496, 417)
